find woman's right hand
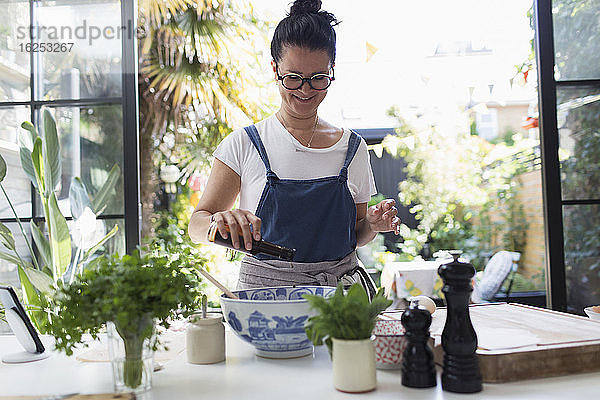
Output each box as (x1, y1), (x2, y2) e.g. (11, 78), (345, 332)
(212, 210), (262, 251)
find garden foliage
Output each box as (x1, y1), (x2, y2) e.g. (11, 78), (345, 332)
(381, 108), (531, 269)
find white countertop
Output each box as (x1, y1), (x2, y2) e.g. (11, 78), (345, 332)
(1, 331), (599, 399)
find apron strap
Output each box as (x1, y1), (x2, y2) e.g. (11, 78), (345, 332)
(244, 125), (278, 181)
(339, 130), (362, 183)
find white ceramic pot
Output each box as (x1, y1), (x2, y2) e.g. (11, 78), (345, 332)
(186, 313), (225, 364)
(332, 337), (376, 393)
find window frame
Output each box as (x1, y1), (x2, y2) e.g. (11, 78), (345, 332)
(534, 0), (600, 311)
(0, 0), (140, 252)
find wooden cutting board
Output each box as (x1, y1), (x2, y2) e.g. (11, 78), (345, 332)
(428, 303), (600, 383)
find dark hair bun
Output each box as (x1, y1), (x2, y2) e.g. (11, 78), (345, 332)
(271, 0), (339, 63)
(289, 0), (322, 15)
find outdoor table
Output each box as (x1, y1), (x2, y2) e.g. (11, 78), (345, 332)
(381, 260), (444, 300)
(1, 330), (598, 399)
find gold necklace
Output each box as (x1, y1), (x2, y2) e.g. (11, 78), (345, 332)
(279, 113), (319, 148)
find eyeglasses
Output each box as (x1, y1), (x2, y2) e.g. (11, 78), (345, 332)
(275, 64), (335, 91)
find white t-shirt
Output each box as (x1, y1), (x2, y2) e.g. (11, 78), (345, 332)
(213, 114), (377, 213)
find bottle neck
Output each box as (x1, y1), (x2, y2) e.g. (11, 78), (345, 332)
(207, 222), (295, 261)
(254, 240), (295, 261)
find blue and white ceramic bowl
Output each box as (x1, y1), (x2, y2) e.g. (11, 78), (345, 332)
(220, 286), (336, 359)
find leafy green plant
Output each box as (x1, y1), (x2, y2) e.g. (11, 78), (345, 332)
(479, 144), (532, 251)
(504, 270), (545, 292)
(49, 249), (203, 389)
(490, 128), (518, 146)
(368, 193), (386, 207)
(303, 283), (392, 356)
(0, 109), (120, 332)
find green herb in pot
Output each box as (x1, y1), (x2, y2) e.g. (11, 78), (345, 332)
(303, 283), (392, 356)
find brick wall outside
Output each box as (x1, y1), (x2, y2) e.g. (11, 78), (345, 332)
(515, 169), (546, 278)
(474, 169), (546, 280)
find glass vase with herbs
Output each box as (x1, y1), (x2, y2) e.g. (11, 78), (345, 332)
(49, 250), (203, 393)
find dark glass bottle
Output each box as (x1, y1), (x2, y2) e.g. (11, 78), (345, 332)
(207, 221), (295, 261)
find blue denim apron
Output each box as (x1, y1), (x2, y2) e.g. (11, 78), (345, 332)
(243, 124), (361, 263)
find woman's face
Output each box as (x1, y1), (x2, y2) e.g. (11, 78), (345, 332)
(273, 46), (332, 119)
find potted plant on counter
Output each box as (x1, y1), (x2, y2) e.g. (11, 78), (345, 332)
(48, 249), (203, 394)
(303, 283), (392, 393)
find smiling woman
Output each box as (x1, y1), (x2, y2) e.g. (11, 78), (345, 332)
(273, 47), (332, 143)
(188, 0), (402, 298)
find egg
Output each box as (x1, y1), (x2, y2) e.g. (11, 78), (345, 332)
(409, 295), (436, 314)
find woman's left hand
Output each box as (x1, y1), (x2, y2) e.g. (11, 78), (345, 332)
(366, 199), (401, 235)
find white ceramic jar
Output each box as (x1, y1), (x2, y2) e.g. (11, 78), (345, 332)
(186, 313), (225, 364)
(331, 337), (376, 393)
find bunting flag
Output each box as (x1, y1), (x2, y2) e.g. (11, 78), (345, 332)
(189, 191), (201, 207)
(366, 41), (378, 62)
(371, 143), (384, 158)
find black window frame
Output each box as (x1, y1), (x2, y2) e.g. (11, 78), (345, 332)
(0, 0), (140, 253)
(534, 0), (600, 311)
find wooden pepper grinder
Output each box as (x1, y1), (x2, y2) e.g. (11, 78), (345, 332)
(400, 299), (437, 388)
(437, 251), (482, 393)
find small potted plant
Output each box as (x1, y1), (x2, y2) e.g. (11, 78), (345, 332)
(49, 249), (202, 394)
(303, 283), (392, 393)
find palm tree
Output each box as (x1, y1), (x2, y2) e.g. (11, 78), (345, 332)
(138, 0), (273, 235)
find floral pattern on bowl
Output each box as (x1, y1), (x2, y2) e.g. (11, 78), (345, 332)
(220, 286), (335, 359)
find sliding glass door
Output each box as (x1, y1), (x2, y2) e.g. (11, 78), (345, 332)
(535, 0), (600, 313)
(0, 0), (139, 288)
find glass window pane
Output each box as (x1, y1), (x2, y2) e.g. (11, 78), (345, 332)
(553, 0), (600, 81)
(27, 216), (123, 278)
(564, 204), (600, 314)
(33, 0), (122, 100)
(67, 217), (124, 260)
(557, 86), (600, 201)
(0, 221), (23, 335)
(102, 217), (125, 256)
(0, 110), (32, 219)
(0, 105), (29, 144)
(35, 105), (124, 218)
(0, 222), (32, 288)
(0, 0), (30, 101)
